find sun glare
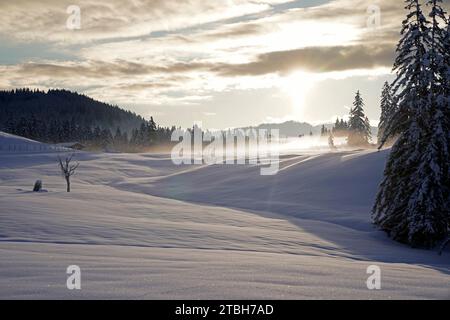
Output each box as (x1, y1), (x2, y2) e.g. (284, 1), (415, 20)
(282, 71), (317, 120)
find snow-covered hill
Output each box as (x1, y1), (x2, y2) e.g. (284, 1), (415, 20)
(0, 131), (66, 153)
(0, 131), (43, 146)
(0, 146), (448, 299)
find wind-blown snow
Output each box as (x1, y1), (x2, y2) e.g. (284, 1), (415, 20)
(0, 132), (448, 299)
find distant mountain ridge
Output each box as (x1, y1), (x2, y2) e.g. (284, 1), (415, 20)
(242, 121), (316, 137)
(238, 120), (378, 137)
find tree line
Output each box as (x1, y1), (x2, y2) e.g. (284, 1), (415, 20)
(0, 89), (176, 151)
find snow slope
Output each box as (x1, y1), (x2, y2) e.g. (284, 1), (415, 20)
(0, 131), (67, 153)
(0, 133), (448, 299)
(0, 131), (43, 147)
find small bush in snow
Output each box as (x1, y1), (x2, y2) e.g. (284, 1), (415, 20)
(33, 180), (42, 192)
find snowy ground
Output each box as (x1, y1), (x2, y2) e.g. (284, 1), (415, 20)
(0, 133), (448, 299)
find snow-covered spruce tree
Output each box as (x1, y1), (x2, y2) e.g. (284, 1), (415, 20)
(364, 116), (372, 140)
(347, 91), (371, 146)
(377, 82), (396, 145)
(373, 0), (449, 247)
(373, 0), (430, 244)
(444, 16), (450, 87)
(408, 0), (450, 246)
(440, 8), (450, 121)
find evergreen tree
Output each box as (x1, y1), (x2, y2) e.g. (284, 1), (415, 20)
(348, 91), (371, 146)
(100, 129), (113, 149)
(130, 128), (139, 146)
(62, 120), (71, 141)
(114, 127), (123, 141)
(334, 118), (340, 131)
(93, 126), (102, 145)
(122, 131), (129, 146)
(138, 122), (148, 146)
(373, 0), (449, 247)
(443, 18), (450, 93)
(378, 82), (396, 145)
(364, 116), (372, 140)
(378, 0), (431, 145)
(332, 118), (349, 137)
(147, 117), (157, 144)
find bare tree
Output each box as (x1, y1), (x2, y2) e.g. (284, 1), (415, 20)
(58, 154), (79, 192)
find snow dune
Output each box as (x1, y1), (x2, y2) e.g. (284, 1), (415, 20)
(0, 133), (448, 299)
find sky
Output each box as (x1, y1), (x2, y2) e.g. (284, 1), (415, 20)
(1, 0), (447, 129)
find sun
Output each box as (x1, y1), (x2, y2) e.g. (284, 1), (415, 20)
(282, 71), (318, 120)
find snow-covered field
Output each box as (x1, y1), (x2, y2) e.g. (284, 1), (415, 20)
(0, 132), (448, 299)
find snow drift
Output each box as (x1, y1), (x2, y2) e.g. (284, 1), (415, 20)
(0, 134), (448, 299)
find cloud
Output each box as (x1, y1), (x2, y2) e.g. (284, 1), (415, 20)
(10, 60), (208, 78)
(213, 44), (395, 76)
(6, 41), (394, 84)
(1, 0), (427, 127)
(0, 0), (284, 43)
